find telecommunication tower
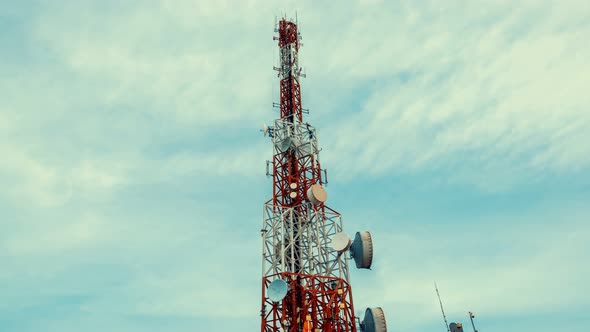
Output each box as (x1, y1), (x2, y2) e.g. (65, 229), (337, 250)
(259, 17), (387, 332)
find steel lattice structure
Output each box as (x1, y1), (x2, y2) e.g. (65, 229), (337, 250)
(260, 17), (358, 332)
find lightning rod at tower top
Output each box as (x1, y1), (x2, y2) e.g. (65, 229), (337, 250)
(259, 16), (388, 332)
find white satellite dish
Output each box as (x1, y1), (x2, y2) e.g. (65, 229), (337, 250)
(351, 231), (373, 269)
(277, 137), (293, 152)
(277, 136), (303, 153)
(306, 184), (327, 205)
(262, 123), (269, 136)
(268, 279), (288, 302)
(331, 232), (352, 253)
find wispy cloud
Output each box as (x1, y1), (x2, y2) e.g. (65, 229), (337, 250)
(316, 1), (590, 189)
(1, 1), (588, 332)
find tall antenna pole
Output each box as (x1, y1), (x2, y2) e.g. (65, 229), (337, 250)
(260, 15), (387, 332)
(468, 311), (478, 332)
(260, 16), (355, 332)
(435, 283), (451, 332)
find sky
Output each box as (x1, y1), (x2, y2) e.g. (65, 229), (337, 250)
(1, 0), (589, 331)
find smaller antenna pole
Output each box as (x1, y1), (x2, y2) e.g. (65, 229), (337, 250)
(469, 311), (478, 332)
(435, 282), (451, 332)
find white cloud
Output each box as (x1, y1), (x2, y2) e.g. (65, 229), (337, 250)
(4, 213), (107, 255)
(315, 1), (590, 189)
(0, 139), (133, 206)
(0, 144), (69, 206)
(4, 0), (587, 196)
(32, 1), (276, 126)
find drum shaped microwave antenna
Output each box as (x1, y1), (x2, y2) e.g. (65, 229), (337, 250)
(350, 231), (374, 269)
(307, 184), (327, 205)
(267, 279), (288, 302)
(449, 323), (464, 332)
(361, 307), (387, 332)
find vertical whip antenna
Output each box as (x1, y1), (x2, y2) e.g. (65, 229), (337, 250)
(435, 282), (451, 332)
(468, 311), (478, 332)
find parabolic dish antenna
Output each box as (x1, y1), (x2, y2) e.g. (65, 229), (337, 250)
(277, 137), (302, 153)
(278, 137), (292, 152)
(351, 231), (374, 269)
(361, 307), (387, 332)
(331, 232), (352, 253)
(307, 184), (327, 205)
(267, 279), (288, 302)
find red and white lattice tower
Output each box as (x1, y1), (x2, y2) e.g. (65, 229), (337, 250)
(260, 17), (387, 332)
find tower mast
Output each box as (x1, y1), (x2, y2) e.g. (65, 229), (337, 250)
(260, 16), (386, 332)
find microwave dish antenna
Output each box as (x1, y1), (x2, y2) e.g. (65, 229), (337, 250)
(267, 279), (288, 302)
(331, 232), (352, 253)
(361, 307), (387, 332)
(351, 231), (374, 269)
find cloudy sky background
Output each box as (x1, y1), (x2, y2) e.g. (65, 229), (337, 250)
(1, 0), (589, 331)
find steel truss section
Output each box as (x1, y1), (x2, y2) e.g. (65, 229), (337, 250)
(271, 119), (319, 157)
(261, 272), (357, 332)
(261, 203), (350, 281)
(270, 119), (324, 207)
(276, 19), (303, 123)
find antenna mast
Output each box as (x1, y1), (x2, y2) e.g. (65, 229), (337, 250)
(468, 311), (478, 332)
(435, 283), (451, 332)
(259, 15), (387, 332)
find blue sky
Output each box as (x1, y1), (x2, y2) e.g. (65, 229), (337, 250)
(1, 1), (589, 331)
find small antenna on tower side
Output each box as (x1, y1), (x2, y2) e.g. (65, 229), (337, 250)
(435, 282), (451, 332)
(261, 123), (268, 136)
